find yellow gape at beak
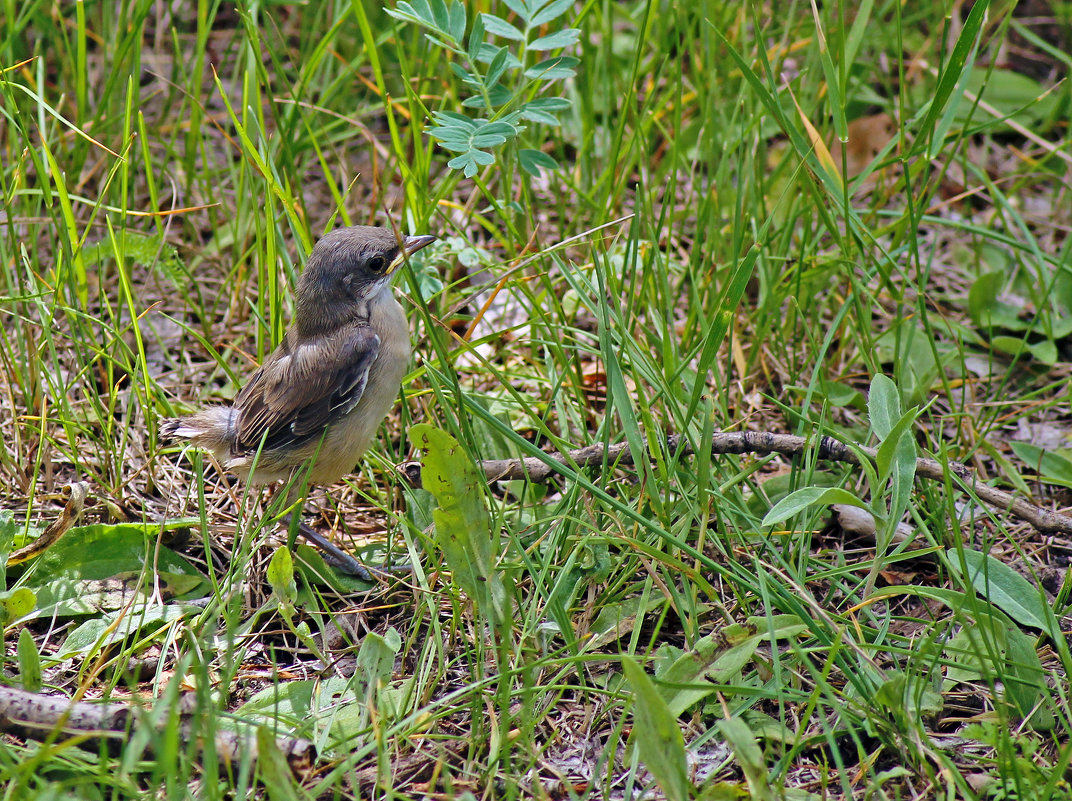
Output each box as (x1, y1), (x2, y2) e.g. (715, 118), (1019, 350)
(387, 234), (437, 274)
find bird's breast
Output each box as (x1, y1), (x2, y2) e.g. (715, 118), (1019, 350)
(305, 291), (410, 484)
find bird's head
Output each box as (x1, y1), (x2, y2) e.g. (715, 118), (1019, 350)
(293, 226), (435, 335)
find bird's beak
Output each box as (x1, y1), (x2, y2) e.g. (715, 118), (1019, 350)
(388, 234), (438, 274)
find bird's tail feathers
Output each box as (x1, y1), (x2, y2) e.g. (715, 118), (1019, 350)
(160, 419), (201, 441)
(159, 407), (236, 451)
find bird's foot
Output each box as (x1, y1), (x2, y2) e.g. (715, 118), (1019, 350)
(280, 513), (410, 581)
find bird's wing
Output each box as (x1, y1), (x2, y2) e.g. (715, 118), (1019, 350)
(232, 323), (381, 455)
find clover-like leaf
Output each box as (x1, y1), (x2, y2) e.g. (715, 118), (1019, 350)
(471, 120), (517, 147)
(448, 149), (495, 177)
(474, 42), (522, 69)
(485, 47), (512, 89)
(529, 28), (580, 51)
(532, 0), (575, 26)
(501, 0), (531, 25)
(462, 86), (512, 109)
(390, 0), (575, 178)
(481, 13), (524, 40)
(519, 148), (558, 175)
(445, 0), (465, 42)
(520, 97), (571, 125)
(525, 56), (579, 80)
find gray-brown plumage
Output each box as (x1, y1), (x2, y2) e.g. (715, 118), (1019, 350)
(162, 226), (434, 577)
(163, 226), (434, 482)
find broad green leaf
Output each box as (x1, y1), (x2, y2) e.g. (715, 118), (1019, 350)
(587, 594), (667, 650)
(477, 120), (518, 137)
(1003, 625), (1047, 722)
(947, 548), (1060, 636)
(240, 676), (351, 721)
(392, 1), (428, 24)
(658, 632), (754, 716)
(84, 230), (189, 290)
(869, 576), (1059, 721)
(10, 522), (203, 586)
(961, 68), (1060, 128)
(519, 97), (571, 124)
(873, 401), (920, 538)
(991, 335), (1058, 365)
(660, 617), (806, 716)
(471, 127), (515, 148)
(1, 588), (35, 624)
(256, 726), (301, 801)
(266, 545), (296, 604)
(292, 544), (368, 592)
(717, 718), (775, 801)
(622, 657), (690, 801)
(968, 271), (1023, 329)
(762, 487), (876, 527)
(943, 619), (1046, 725)
(861, 583), (1054, 720)
(411, 424), (511, 627)
(944, 625), (1005, 686)
(886, 423), (918, 537)
(7, 520), (204, 623)
(55, 604), (189, 661)
(433, 135), (476, 152)
(449, 62), (475, 83)
(350, 630), (400, 701)
(875, 406), (918, 484)
(17, 627), (42, 693)
(867, 584), (1013, 628)
(868, 374), (900, 440)
(518, 106), (560, 124)
(1009, 442), (1072, 489)
(523, 96), (571, 111)
(874, 671), (943, 722)
(806, 378), (865, 409)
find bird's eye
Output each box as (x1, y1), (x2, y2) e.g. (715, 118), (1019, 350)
(367, 255), (387, 273)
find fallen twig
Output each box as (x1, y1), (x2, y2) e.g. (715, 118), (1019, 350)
(0, 685), (315, 775)
(400, 431), (1072, 535)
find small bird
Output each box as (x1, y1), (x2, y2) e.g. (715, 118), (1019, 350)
(162, 225), (436, 577)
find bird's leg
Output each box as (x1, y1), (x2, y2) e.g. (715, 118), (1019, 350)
(276, 486), (409, 580)
(279, 511), (376, 580)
